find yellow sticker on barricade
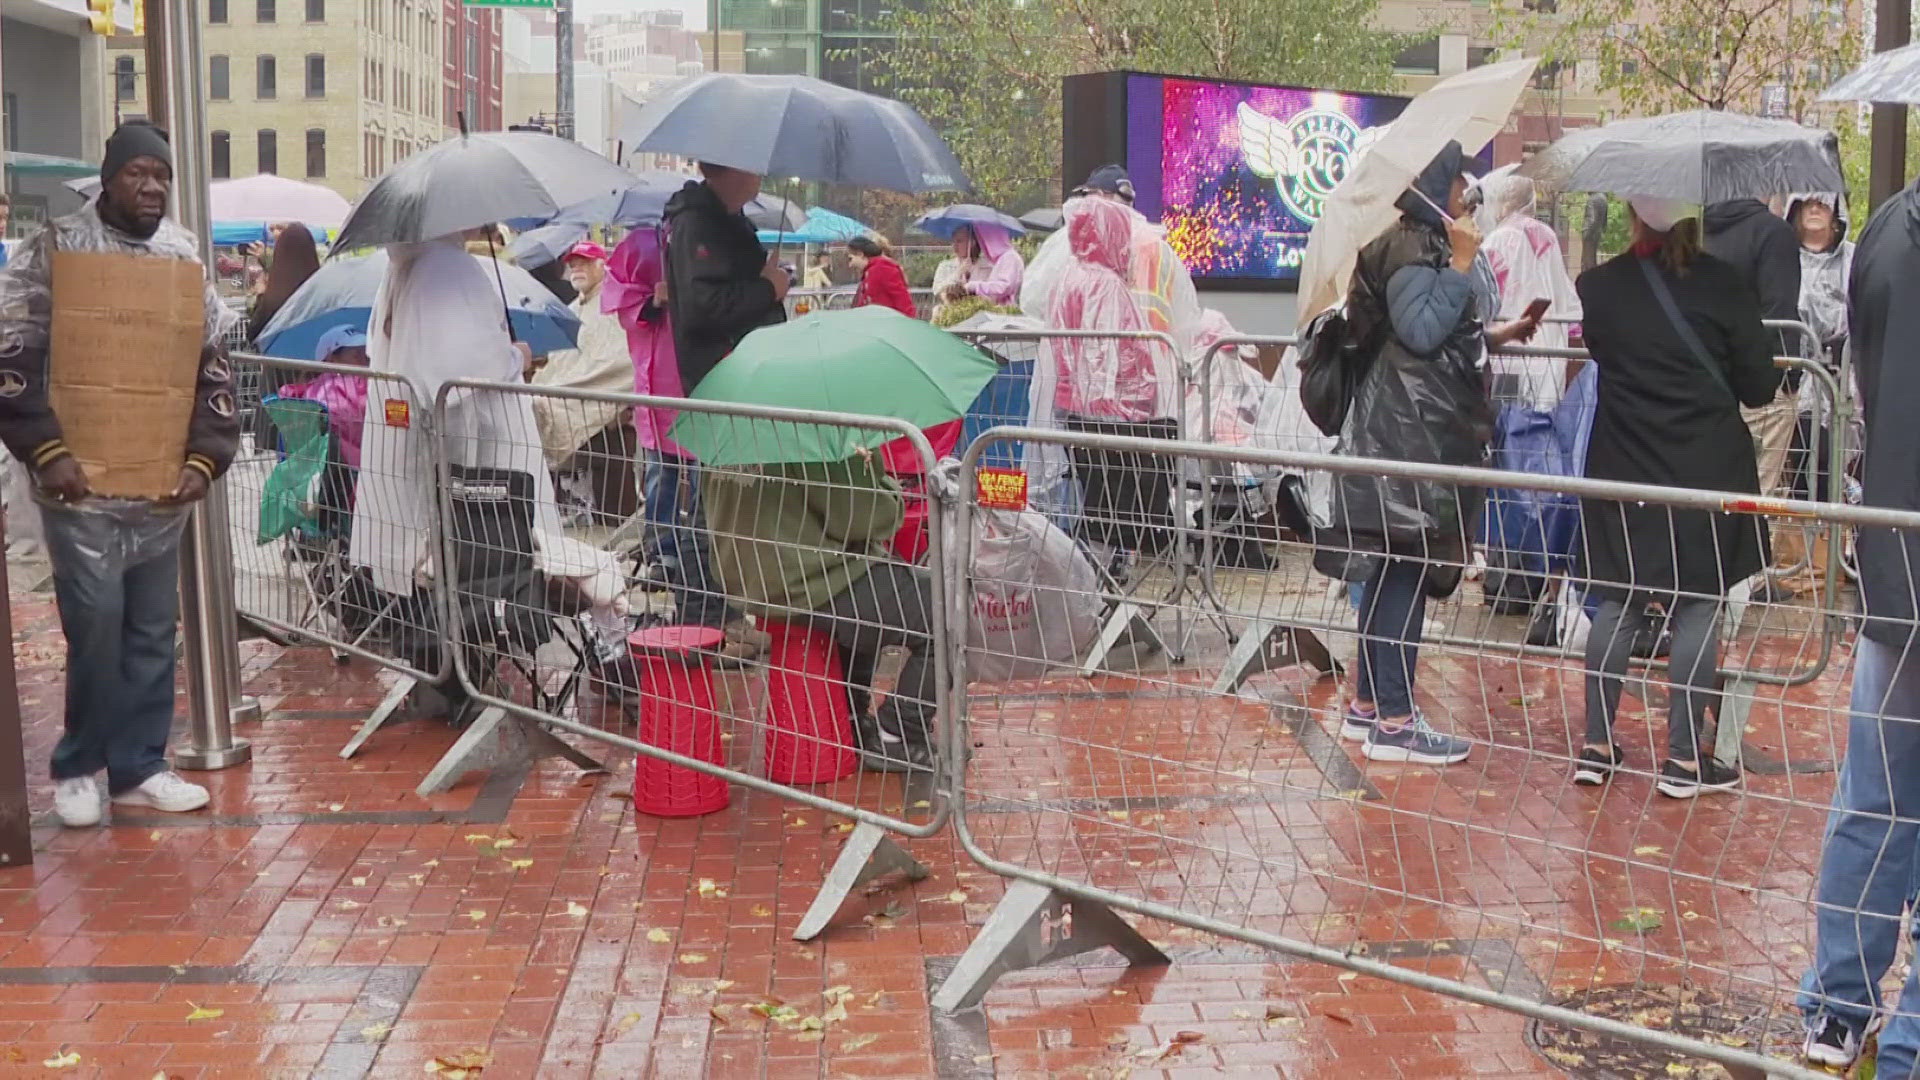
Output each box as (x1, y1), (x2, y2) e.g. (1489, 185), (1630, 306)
(384, 399), (411, 428)
(976, 468), (1028, 511)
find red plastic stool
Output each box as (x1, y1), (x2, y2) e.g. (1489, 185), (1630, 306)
(628, 625), (731, 817)
(761, 618), (858, 784)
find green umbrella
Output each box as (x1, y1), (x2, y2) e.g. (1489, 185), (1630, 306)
(671, 306), (999, 466)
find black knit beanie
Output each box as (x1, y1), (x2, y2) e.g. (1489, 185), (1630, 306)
(102, 121), (172, 184)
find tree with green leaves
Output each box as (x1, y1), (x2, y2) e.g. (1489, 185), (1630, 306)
(877, 0), (1409, 212)
(1497, 0), (1858, 121)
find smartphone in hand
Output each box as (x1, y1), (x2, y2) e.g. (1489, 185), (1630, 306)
(1523, 297), (1551, 322)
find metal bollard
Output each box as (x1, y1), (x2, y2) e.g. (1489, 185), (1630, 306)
(161, 0), (250, 770)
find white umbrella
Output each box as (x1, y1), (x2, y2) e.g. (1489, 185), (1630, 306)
(1296, 57), (1539, 330)
(1823, 42), (1920, 104)
(210, 175), (352, 230)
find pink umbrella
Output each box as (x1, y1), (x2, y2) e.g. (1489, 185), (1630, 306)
(209, 175), (352, 231)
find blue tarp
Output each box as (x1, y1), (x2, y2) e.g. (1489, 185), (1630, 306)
(757, 206), (873, 246)
(213, 221), (330, 247)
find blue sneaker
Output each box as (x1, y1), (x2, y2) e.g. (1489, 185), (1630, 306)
(1339, 705), (1377, 742)
(1363, 714), (1472, 765)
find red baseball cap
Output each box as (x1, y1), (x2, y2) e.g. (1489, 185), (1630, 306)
(563, 241), (608, 263)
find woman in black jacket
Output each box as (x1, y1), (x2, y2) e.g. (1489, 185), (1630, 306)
(1320, 141), (1539, 767)
(1573, 197), (1780, 798)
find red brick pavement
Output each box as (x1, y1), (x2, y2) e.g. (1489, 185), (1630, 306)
(0, 578), (1855, 1078)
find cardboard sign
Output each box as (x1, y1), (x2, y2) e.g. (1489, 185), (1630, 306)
(49, 251), (204, 500)
(976, 467), (1029, 511)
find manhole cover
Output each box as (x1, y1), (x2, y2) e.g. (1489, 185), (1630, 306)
(1525, 985), (1803, 1078)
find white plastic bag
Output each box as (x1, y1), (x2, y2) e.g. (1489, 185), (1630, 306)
(967, 506), (1102, 681)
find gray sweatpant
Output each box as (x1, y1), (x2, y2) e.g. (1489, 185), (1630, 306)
(1583, 594), (1721, 761)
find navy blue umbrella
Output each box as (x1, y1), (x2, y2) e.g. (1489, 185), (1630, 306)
(620, 73), (968, 194)
(1018, 207), (1064, 234)
(505, 174), (808, 240)
(912, 204), (1026, 240)
(254, 249), (582, 360)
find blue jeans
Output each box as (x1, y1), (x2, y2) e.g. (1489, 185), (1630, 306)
(642, 453), (733, 629)
(1355, 560), (1428, 718)
(1800, 635), (1920, 1068)
(42, 503), (184, 795)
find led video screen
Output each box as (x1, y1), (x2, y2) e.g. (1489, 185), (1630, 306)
(1125, 73), (1410, 287)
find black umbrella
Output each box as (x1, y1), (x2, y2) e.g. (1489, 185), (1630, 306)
(331, 129), (635, 252)
(620, 73), (968, 194)
(1018, 207), (1064, 234)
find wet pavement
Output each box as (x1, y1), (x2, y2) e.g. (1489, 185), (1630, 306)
(0, 571), (1858, 1079)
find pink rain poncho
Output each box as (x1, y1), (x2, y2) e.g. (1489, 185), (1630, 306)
(603, 228), (687, 458)
(1046, 198), (1167, 422)
(279, 374), (368, 469)
(964, 223), (1025, 306)
(1477, 174), (1582, 408)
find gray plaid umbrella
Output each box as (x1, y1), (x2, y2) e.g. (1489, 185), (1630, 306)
(1519, 111), (1842, 204)
(1824, 43), (1920, 104)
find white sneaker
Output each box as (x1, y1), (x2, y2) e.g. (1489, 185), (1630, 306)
(110, 771), (210, 813)
(53, 776), (101, 828)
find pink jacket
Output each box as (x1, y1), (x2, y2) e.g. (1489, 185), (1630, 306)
(1046, 198), (1163, 421)
(604, 228), (688, 457)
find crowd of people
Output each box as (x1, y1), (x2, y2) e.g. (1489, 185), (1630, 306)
(13, 111), (1920, 1074)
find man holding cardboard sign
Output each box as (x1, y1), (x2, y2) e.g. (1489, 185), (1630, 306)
(0, 121), (241, 827)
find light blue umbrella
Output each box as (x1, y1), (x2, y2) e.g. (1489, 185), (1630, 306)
(506, 222), (591, 269)
(756, 206), (875, 245)
(254, 249), (581, 359)
(912, 204), (1026, 240)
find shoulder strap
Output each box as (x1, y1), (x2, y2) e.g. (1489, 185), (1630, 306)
(1636, 254), (1733, 402)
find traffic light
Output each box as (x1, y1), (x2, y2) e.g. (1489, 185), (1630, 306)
(87, 0), (114, 34)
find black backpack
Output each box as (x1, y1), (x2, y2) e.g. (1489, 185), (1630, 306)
(1297, 271), (1383, 438)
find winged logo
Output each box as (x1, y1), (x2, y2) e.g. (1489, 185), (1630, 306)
(1237, 102), (1297, 180)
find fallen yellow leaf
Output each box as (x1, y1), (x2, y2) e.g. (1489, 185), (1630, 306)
(680, 952), (710, 964)
(842, 1033), (879, 1052)
(351, 876), (368, 887)
(185, 1002), (225, 1022)
(946, 890), (968, 903)
(506, 859), (533, 870)
(462, 909), (486, 922)
(361, 1021), (394, 1040)
(44, 1047), (80, 1069)
(564, 901), (589, 918)
(751, 904), (773, 918)
(646, 928), (672, 943)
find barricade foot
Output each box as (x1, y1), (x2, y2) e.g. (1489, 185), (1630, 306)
(792, 821), (929, 941)
(1211, 618), (1341, 696)
(1711, 676), (1756, 772)
(340, 677), (415, 759)
(931, 879), (1170, 1013)
(415, 707), (605, 797)
(1081, 602), (1170, 676)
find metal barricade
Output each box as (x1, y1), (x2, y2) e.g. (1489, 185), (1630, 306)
(227, 352), (454, 757)
(936, 422), (1906, 1078)
(425, 379), (956, 939)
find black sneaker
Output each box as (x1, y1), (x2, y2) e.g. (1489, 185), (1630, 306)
(1573, 745), (1627, 786)
(859, 739), (935, 775)
(1656, 758), (1742, 799)
(1804, 1013), (1866, 1069)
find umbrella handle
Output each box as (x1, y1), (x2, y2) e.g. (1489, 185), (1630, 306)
(485, 230), (518, 344)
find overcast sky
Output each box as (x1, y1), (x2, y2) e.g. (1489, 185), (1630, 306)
(573, 0), (706, 24)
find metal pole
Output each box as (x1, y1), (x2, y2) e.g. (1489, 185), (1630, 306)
(1870, 0), (1910, 209)
(555, 0), (574, 141)
(142, 0), (169, 128)
(162, 0), (252, 770)
(709, 0), (718, 72)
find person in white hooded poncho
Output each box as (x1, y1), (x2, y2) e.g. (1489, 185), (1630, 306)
(1475, 172), (1583, 409)
(350, 234), (561, 597)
